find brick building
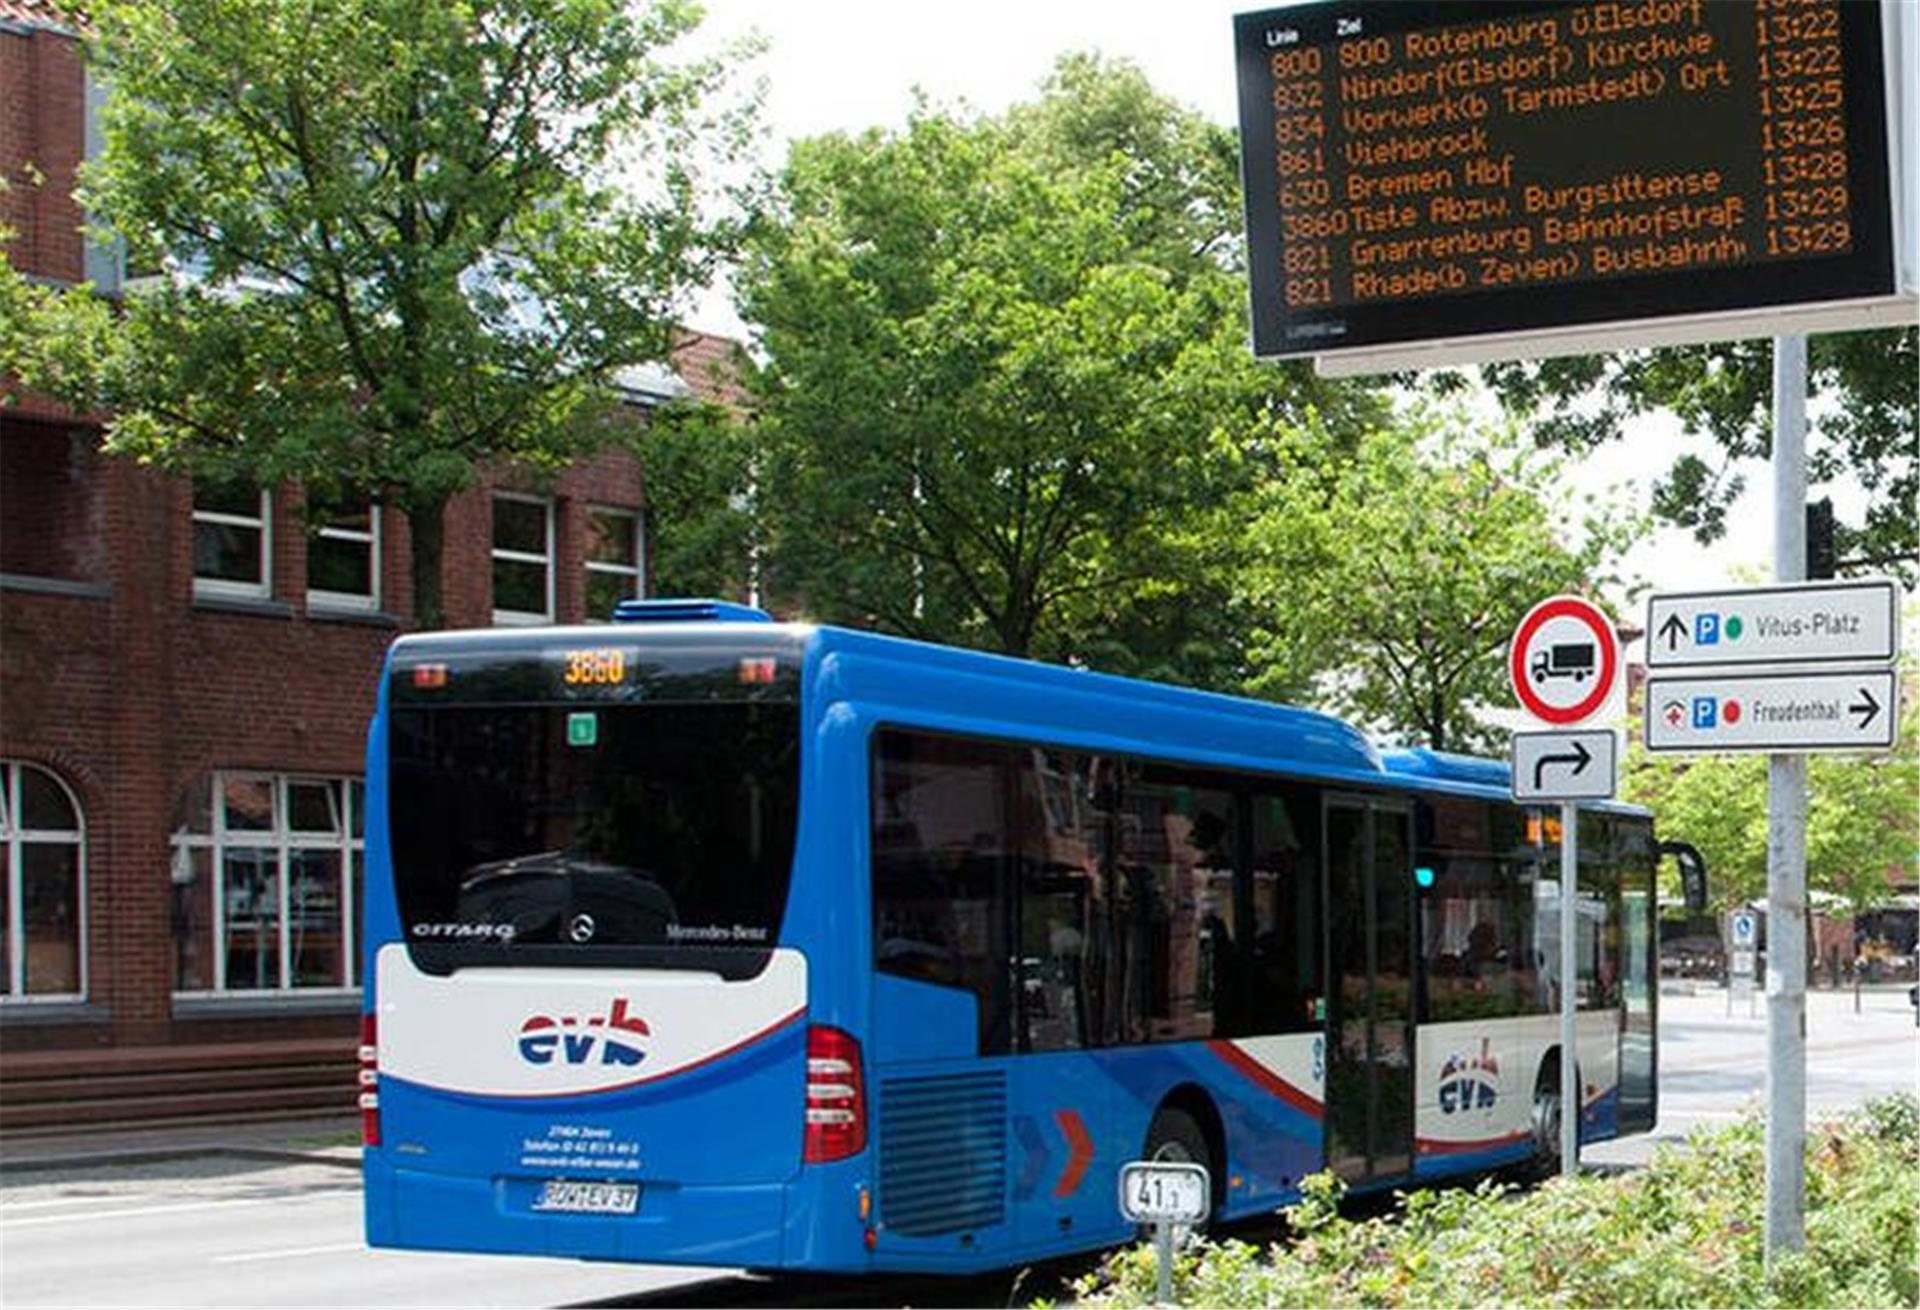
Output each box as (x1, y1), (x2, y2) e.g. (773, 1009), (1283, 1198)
(0, 0), (743, 1127)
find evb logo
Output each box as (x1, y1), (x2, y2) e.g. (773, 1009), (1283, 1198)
(518, 999), (650, 1067)
(1438, 1038), (1501, 1115)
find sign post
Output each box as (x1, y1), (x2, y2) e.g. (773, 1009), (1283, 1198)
(1119, 1161), (1210, 1305)
(1508, 596), (1621, 1178)
(1766, 334), (1810, 1260)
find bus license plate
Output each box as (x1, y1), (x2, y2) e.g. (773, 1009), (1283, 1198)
(533, 1180), (639, 1215)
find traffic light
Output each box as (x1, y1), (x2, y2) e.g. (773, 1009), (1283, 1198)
(1806, 498), (1836, 580)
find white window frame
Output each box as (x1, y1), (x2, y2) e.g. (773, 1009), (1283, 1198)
(169, 772), (361, 998)
(583, 505), (646, 621)
(192, 486), (272, 601)
(0, 762), (88, 1004)
(307, 501), (382, 613)
(491, 492), (555, 626)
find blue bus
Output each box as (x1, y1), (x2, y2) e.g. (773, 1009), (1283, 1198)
(360, 601), (1658, 1273)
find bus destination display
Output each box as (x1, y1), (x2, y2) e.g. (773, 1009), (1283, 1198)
(1234, 0), (1896, 358)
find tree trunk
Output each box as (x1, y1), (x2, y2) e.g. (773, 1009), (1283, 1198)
(408, 497), (448, 630)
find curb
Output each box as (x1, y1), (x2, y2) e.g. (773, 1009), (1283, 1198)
(2, 1145), (361, 1175)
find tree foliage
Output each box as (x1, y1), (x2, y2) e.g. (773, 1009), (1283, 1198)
(637, 397), (758, 601)
(1476, 330), (1918, 579)
(739, 55), (1384, 680)
(1241, 419), (1642, 753)
(5, 0), (756, 626)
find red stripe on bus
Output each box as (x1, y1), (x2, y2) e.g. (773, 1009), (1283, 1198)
(1415, 1130), (1531, 1155)
(1207, 1041), (1323, 1120)
(402, 1007), (808, 1100)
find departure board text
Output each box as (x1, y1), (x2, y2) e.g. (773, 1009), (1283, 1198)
(1234, 0), (1895, 357)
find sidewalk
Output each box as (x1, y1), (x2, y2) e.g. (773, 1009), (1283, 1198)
(0, 1114), (359, 1176)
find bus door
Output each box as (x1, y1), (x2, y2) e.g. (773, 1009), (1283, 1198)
(1324, 795), (1414, 1185)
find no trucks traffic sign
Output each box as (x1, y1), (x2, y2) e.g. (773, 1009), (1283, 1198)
(1508, 595), (1621, 727)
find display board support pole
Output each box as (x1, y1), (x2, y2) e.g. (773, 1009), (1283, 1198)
(1560, 799), (1578, 1178)
(1765, 334), (1809, 1261)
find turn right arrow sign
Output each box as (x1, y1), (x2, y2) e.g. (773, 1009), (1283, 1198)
(1512, 731), (1617, 802)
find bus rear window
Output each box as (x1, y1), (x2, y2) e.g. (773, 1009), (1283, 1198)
(389, 703), (799, 967)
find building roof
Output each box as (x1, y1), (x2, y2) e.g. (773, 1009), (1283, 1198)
(609, 331), (749, 410)
(0, 1), (81, 34)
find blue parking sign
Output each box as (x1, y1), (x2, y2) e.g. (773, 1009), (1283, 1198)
(1691, 697), (1718, 729)
(1694, 612), (1720, 645)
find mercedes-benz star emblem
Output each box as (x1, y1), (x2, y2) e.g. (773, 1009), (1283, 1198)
(567, 913), (596, 944)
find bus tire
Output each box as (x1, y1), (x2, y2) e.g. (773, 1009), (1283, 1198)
(1142, 1105), (1215, 1228)
(1525, 1055), (1578, 1180)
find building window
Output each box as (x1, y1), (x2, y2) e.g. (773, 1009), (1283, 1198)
(0, 762), (86, 1001)
(308, 497), (380, 612)
(192, 481), (271, 599)
(170, 773), (363, 995)
(491, 494), (553, 625)
(584, 507), (644, 620)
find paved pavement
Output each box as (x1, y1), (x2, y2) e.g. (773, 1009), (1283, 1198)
(3, 985), (1912, 1307)
(0, 1122), (723, 1308)
(1583, 983), (1919, 1167)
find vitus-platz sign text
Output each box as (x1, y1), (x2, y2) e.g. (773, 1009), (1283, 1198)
(1644, 578), (1901, 755)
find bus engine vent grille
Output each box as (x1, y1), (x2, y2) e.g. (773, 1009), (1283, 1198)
(878, 1071), (1006, 1237)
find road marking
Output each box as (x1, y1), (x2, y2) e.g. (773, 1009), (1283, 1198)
(0, 1194), (142, 1213)
(211, 1241), (365, 1264)
(0, 1192), (354, 1229)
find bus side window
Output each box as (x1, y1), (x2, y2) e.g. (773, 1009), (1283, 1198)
(1013, 747), (1101, 1052)
(1420, 853), (1516, 1022)
(872, 732), (1015, 1055)
(1114, 769), (1236, 1045)
(1244, 788), (1320, 1038)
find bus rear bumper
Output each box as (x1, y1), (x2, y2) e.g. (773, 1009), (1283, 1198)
(364, 1155), (792, 1268)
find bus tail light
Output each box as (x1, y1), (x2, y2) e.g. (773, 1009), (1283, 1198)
(359, 1013), (381, 1147)
(803, 1025), (867, 1163)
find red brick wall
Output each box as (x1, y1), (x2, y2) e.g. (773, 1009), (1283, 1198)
(0, 22), (86, 283)
(1, 429), (654, 1055)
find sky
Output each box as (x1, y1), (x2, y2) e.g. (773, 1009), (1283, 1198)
(682, 0), (1879, 626)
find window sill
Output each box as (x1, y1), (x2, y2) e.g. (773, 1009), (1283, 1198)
(306, 604), (403, 629)
(172, 991), (361, 1020)
(191, 594), (296, 620)
(0, 573), (111, 600)
(0, 1000), (109, 1027)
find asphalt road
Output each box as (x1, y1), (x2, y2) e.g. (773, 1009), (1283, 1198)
(1583, 984), (1919, 1167)
(3, 986), (1913, 1308)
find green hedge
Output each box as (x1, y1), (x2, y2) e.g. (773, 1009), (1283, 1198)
(1068, 1095), (1919, 1309)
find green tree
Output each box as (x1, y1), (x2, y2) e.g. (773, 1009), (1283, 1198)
(741, 56), (1383, 678)
(1241, 419), (1642, 753)
(638, 397), (758, 601)
(1475, 330), (1918, 578)
(1627, 668), (1920, 911)
(6, 0), (756, 627)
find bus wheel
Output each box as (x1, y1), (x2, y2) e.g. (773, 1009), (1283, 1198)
(1526, 1058), (1576, 1179)
(1142, 1106), (1215, 1230)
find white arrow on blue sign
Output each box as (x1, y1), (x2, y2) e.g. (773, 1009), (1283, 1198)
(1730, 910), (1759, 949)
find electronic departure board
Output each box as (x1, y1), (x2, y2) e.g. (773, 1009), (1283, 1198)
(1233, 0), (1903, 361)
